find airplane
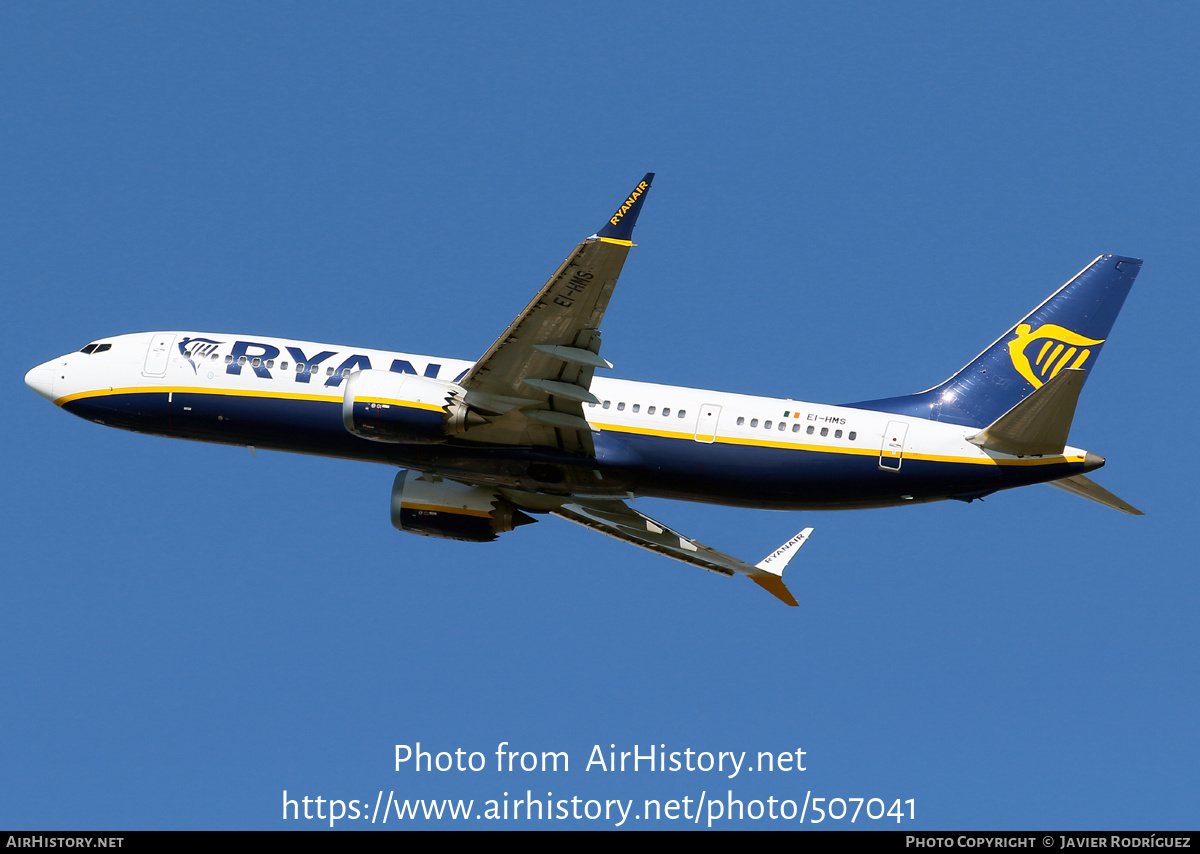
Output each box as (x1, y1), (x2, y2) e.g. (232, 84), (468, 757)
(24, 173), (1143, 607)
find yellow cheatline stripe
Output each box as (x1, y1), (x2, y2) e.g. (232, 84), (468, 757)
(904, 450), (1082, 467)
(719, 433), (879, 456)
(590, 422), (1084, 467)
(405, 502), (492, 518)
(55, 385), (446, 413)
(597, 237), (635, 246)
(56, 385), (337, 406)
(591, 422), (695, 441)
(58, 388), (1084, 468)
(354, 396), (445, 412)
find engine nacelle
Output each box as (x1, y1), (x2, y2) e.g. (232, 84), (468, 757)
(343, 369), (483, 443)
(390, 469), (536, 542)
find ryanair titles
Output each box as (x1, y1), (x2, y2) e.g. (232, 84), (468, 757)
(178, 336), (468, 388)
(608, 180), (650, 227)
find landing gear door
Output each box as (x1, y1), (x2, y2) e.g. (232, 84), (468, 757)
(142, 333), (176, 378)
(694, 404), (721, 443)
(879, 420), (909, 471)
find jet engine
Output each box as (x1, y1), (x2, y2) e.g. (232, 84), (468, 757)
(390, 469), (537, 542)
(343, 369), (485, 443)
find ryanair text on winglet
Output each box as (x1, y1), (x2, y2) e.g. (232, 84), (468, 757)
(758, 531), (810, 569)
(609, 181), (650, 226)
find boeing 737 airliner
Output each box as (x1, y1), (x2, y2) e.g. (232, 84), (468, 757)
(24, 174), (1142, 605)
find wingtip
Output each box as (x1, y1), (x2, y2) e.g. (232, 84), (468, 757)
(595, 173), (655, 242)
(749, 527), (812, 607)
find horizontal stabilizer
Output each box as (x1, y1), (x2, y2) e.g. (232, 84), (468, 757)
(1049, 474), (1143, 515)
(968, 368), (1085, 456)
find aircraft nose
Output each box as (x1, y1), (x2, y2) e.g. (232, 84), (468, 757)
(24, 362), (58, 403)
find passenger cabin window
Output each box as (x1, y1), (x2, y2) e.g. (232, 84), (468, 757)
(778, 422), (786, 431)
(751, 419), (758, 427)
(737, 416), (745, 426)
(225, 355), (234, 364)
(662, 408), (670, 417)
(648, 406), (656, 415)
(617, 402), (625, 411)
(678, 410), (686, 418)
(835, 429), (842, 438)
(764, 420), (772, 429)
(632, 404), (640, 413)
(806, 425), (814, 434)
(849, 431), (857, 441)
(251, 357), (261, 368)
(820, 427), (829, 437)
(602, 401), (610, 409)
(792, 423), (800, 433)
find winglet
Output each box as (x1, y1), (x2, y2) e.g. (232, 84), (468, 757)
(749, 528), (814, 607)
(595, 173), (655, 244)
(749, 574), (800, 607)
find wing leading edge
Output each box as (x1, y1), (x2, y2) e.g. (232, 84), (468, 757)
(436, 174), (813, 605)
(450, 174), (813, 606)
(455, 174), (655, 454)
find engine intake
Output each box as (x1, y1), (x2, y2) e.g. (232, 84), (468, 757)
(390, 469), (536, 542)
(343, 369), (483, 443)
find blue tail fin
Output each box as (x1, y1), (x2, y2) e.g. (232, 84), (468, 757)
(846, 255), (1142, 428)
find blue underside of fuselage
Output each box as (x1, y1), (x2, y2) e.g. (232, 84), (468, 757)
(63, 391), (1085, 510)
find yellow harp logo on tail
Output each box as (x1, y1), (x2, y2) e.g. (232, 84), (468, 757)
(1007, 323), (1104, 389)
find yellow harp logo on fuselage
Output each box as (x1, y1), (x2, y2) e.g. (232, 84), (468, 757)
(1007, 323), (1104, 389)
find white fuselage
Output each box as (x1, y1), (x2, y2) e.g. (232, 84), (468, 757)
(26, 330), (1093, 512)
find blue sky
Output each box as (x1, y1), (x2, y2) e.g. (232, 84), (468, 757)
(3, 3), (1196, 829)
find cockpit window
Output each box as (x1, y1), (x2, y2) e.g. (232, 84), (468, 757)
(80, 344), (97, 354)
(79, 343), (111, 354)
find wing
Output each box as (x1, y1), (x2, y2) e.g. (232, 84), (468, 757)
(551, 498), (813, 607)
(455, 173), (654, 455)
